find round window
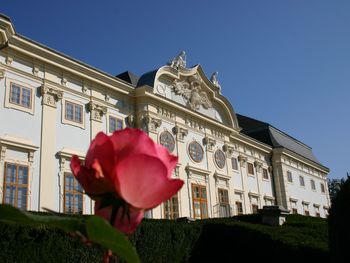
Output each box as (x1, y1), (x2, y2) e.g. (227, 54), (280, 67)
(188, 141), (204, 163)
(159, 131), (175, 152)
(214, 149), (226, 169)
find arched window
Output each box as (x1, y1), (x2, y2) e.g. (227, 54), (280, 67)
(159, 131), (175, 152)
(214, 149), (226, 169)
(188, 141), (204, 162)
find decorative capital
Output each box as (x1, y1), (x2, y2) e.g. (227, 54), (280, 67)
(223, 143), (234, 158)
(173, 125), (188, 141)
(0, 145), (7, 161)
(203, 137), (216, 151)
(144, 115), (162, 133)
(0, 69), (5, 79)
(254, 160), (263, 173)
(126, 114), (135, 128)
(88, 101), (107, 122)
(268, 166), (273, 173)
(28, 152), (35, 163)
(61, 77), (67, 86)
(33, 66), (39, 76)
(238, 154), (247, 168)
(41, 84), (63, 108)
(6, 56), (13, 66)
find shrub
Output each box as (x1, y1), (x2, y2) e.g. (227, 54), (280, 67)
(329, 176), (350, 262)
(0, 222), (103, 263)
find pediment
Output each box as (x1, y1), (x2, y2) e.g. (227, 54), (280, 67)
(152, 64), (239, 129)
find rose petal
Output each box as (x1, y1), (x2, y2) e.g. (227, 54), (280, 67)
(115, 154), (184, 209)
(155, 144), (178, 178)
(94, 201), (144, 234)
(110, 128), (157, 157)
(85, 132), (115, 179)
(70, 155), (114, 197)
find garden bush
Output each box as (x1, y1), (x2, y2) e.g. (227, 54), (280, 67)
(329, 176), (350, 263)
(0, 213), (329, 262)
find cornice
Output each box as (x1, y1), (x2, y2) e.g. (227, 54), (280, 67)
(274, 148), (329, 174)
(6, 35), (133, 96)
(136, 89), (236, 134)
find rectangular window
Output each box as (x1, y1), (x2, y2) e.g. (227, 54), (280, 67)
(320, 183), (325, 193)
(64, 173), (83, 214)
(192, 184), (208, 219)
(231, 158), (238, 170)
(9, 83), (32, 109)
(109, 116), (123, 133)
(247, 163), (254, 175)
(316, 212), (320, 217)
(3, 162), (28, 210)
(262, 168), (269, 180)
(65, 101), (83, 123)
(218, 188), (230, 217)
(287, 171), (293, 182)
(299, 176), (305, 187)
(311, 179), (316, 190)
(164, 194), (179, 220)
(251, 204), (259, 214)
(235, 201), (243, 215)
(292, 208), (298, 214)
(304, 210), (310, 216)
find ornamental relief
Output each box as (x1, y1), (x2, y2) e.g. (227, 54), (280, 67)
(172, 74), (212, 111)
(41, 85), (63, 108)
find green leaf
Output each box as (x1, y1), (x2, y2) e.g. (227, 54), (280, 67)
(0, 204), (34, 224)
(86, 216), (140, 263)
(0, 204), (84, 233)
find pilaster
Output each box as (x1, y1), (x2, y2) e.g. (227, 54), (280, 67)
(39, 85), (62, 211)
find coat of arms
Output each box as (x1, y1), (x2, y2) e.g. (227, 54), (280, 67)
(172, 74), (212, 110)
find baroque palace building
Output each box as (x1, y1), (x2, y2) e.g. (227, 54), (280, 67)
(0, 14), (330, 219)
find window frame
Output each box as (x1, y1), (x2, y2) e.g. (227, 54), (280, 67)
(63, 172), (84, 214)
(251, 204), (259, 214)
(299, 175), (305, 187)
(247, 162), (255, 176)
(4, 78), (35, 115)
(61, 98), (85, 129)
(235, 201), (243, 215)
(310, 179), (316, 191)
(262, 168), (269, 180)
(2, 162), (29, 210)
(163, 193), (180, 220)
(191, 184), (208, 219)
(320, 183), (326, 193)
(287, 171), (293, 183)
(108, 115), (124, 134)
(231, 157), (239, 171)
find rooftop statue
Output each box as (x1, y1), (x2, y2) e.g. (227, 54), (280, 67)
(210, 71), (221, 91)
(168, 51), (186, 69)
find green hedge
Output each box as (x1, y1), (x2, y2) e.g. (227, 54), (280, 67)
(131, 215), (328, 263)
(0, 214), (328, 263)
(0, 222), (103, 263)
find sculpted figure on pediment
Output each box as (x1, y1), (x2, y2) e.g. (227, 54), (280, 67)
(172, 74), (212, 110)
(168, 51), (186, 69)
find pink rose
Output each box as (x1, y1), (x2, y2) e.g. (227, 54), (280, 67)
(70, 128), (184, 233)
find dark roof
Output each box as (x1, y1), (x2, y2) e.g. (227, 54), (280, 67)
(115, 71), (139, 87)
(237, 114), (321, 164)
(137, 70), (158, 88)
(0, 13), (11, 22)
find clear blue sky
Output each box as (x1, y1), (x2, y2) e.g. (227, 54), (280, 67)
(2, 0), (349, 179)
